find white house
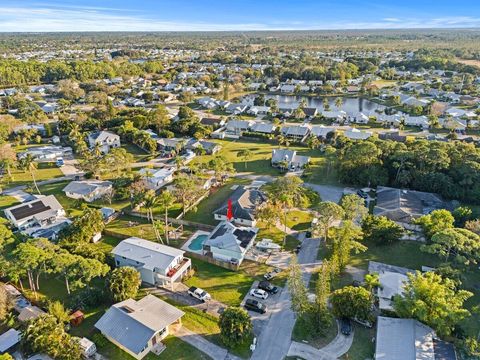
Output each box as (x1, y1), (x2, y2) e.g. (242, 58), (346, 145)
(112, 237), (191, 289)
(17, 146), (72, 162)
(202, 221), (258, 265)
(138, 167), (175, 191)
(95, 295), (184, 360)
(271, 149), (310, 171)
(88, 131), (121, 154)
(63, 180), (113, 202)
(4, 195), (71, 239)
(343, 127), (372, 140)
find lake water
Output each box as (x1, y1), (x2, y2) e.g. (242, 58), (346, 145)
(265, 95), (384, 113)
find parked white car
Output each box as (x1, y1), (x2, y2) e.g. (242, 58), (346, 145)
(188, 286), (211, 302)
(250, 288), (269, 300)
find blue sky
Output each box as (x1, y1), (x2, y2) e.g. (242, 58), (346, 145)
(1, 1), (480, 32)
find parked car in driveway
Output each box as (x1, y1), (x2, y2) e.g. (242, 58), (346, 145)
(244, 299), (267, 314)
(258, 281), (278, 294)
(250, 288), (269, 299)
(264, 268), (282, 280)
(188, 286), (211, 302)
(340, 317), (352, 335)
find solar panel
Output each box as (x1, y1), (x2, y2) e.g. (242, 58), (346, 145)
(210, 225), (228, 239)
(10, 201), (51, 220)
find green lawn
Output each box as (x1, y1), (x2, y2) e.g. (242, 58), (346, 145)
(341, 324), (375, 360)
(292, 314), (338, 349)
(283, 210), (313, 231)
(5, 162), (64, 188)
(0, 195), (19, 210)
(184, 259), (255, 307)
(105, 215), (194, 249)
(184, 179), (250, 225)
(37, 180), (84, 217)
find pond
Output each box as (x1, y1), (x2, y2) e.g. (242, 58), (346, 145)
(265, 95), (384, 113)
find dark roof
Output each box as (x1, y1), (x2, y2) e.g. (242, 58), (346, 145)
(200, 117), (222, 126)
(233, 228), (257, 249)
(213, 186), (266, 221)
(303, 107), (318, 116)
(10, 201), (50, 221)
(434, 339), (457, 360)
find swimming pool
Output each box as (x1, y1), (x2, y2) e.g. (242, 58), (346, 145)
(188, 234), (209, 251)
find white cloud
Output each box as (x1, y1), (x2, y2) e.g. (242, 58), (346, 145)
(0, 4), (479, 32)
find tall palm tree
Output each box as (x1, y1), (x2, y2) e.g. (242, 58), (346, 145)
(143, 190), (163, 243)
(19, 154), (40, 194)
(159, 190), (175, 244)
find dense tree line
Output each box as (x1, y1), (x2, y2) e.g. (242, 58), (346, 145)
(0, 59), (164, 87)
(334, 137), (480, 203)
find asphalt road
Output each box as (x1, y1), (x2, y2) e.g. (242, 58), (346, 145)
(250, 237), (321, 360)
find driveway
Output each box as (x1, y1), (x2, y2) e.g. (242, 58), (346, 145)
(250, 238), (322, 360)
(147, 283), (227, 317)
(304, 183), (345, 204)
(60, 159), (83, 177)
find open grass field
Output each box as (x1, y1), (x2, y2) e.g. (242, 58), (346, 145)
(5, 162), (64, 188)
(184, 178), (250, 225)
(256, 221), (300, 251)
(292, 315), (338, 349)
(283, 209), (313, 231)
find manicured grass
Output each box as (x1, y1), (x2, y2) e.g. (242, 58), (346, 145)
(292, 314), (338, 349)
(184, 179), (250, 225)
(121, 143), (152, 162)
(38, 180), (85, 217)
(185, 259), (255, 307)
(105, 215), (194, 249)
(5, 162), (63, 188)
(0, 195), (19, 210)
(341, 324), (375, 360)
(283, 210), (313, 231)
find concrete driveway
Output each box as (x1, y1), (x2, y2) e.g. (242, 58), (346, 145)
(250, 238), (322, 360)
(304, 183), (345, 204)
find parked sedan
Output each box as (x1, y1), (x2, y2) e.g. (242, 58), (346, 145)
(250, 288), (269, 300)
(258, 281), (279, 294)
(244, 299), (267, 314)
(340, 317), (352, 336)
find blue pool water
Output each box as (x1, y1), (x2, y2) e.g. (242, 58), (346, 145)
(188, 234), (209, 251)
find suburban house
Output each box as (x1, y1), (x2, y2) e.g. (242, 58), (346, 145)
(63, 180), (113, 202)
(213, 186), (266, 226)
(138, 167), (175, 190)
(4, 195), (71, 239)
(202, 221), (258, 265)
(111, 237), (191, 289)
(226, 120), (254, 135)
(303, 107), (318, 118)
(156, 138), (186, 153)
(250, 122), (276, 135)
(310, 125), (335, 139)
(95, 295), (184, 360)
(88, 131), (121, 154)
(248, 106), (270, 116)
(185, 139), (221, 155)
(271, 149), (310, 171)
(18, 145), (72, 162)
(343, 127), (373, 140)
(374, 186), (447, 225)
(375, 316), (457, 360)
(200, 117), (226, 128)
(368, 261), (413, 311)
(281, 125), (310, 142)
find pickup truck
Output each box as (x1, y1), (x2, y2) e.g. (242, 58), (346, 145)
(188, 286), (211, 302)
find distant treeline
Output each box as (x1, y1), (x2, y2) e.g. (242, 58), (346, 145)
(0, 59), (164, 87)
(334, 137), (480, 203)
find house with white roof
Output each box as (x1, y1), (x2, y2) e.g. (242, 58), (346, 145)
(138, 167), (175, 190)
(63, 180), (113, 202)
(202, 221), (258, 265)
(226, 120), (254, 135)
(271, 149), (310, 171)
(375, 316), (457, 360)
(310, 125), (335, 139)
(17, 145), (72, 162)
(111, 237), (191, 289)
(4, 195), (71, 239)
(88, 131), (120, 154)
(95, 295), (184, 359)
(251, 122), (276, 134)
(343, 127), (372, 140)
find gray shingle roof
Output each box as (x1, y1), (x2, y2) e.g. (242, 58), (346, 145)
(62, 180), (112, 196)
(95, 295), (184, 355)
(213, 186), (266, 221)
